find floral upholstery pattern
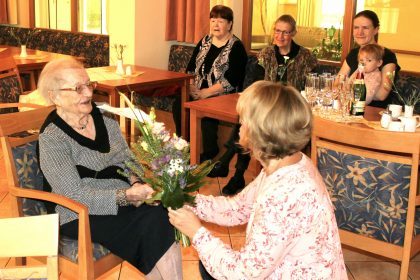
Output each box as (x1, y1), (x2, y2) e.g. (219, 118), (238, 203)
(0, 25), (109, 67)
(60, 236), (110, 262)
(0, 75), (21, 114)
(11, 140), (110, 261)
(316, 147), (420, 245)
(12, 141), (47, 216)
(132, 44), (195, 112)
(132, 94), (175, 112)
(168, 44), (195, 72)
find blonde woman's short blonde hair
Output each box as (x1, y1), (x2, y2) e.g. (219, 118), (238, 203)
(236, 81), (312, 162)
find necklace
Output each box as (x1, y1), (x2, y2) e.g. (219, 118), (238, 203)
(73, 116), (89, 130)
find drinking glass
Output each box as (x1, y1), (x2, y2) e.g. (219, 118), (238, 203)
(320, 76), (334, 115)
(339, 89), (353, 120)
(305, 73), (317, 108)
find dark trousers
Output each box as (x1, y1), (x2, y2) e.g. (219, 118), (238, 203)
(60, 204), (174, 274)
(173, 95), (220, 160)
(222, 123), (251, 176)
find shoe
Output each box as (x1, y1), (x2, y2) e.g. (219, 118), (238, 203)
(222, 176), (245, 196)
(207, 162), (229, 178)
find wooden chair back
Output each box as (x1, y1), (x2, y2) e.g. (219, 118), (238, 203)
(311, 117), (420, 280)
(0, 49), (25, 113)
(0, 213), (59, 280)
(0, 106), (122, 279)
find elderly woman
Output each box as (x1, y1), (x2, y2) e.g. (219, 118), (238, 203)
(169, 81), (347, 280)
(172, 5), (247, 162)
(336, 10), (400, 108)
(209, 14), (318, 196)
(37, 58), (182, 279)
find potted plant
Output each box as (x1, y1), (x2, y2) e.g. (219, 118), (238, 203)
(113, 43), (127, 75)
(386, 71), (420, 117)
(9, 27), (40, 58)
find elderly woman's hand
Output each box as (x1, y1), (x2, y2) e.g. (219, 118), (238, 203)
(126, 182), (154, 205)
(168, 206), (202, 239)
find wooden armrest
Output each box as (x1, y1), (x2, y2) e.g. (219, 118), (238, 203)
(8, 186), (94, 277)
(0, 102), (46, 109)
(8, 186), (88, 214)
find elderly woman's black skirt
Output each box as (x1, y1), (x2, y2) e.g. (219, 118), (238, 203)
(60, 204), (175, 274)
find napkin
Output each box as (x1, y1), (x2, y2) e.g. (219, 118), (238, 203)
(97, 103), (150, 123)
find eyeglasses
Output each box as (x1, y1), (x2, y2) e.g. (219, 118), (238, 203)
(274, 29), (293, 36)
(58, 81), (98, 94)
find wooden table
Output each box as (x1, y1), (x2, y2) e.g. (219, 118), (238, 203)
(185, 93), (390, 165)
(0, 45), (84, 90)
(87, 65), (192, 139)
(185, 93), (239, 164)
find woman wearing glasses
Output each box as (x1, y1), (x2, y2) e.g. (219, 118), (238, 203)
(210, 14), (317, 196)
(37, 58), (182, 279)
(258, 14), (318, 89)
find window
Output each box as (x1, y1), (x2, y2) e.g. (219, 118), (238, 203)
(249, 0), (345, 62)
(34, 0), (107, 34)
(244, 0), (420, 71)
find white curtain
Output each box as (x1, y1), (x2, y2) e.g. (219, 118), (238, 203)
(297, 0), (315, 27)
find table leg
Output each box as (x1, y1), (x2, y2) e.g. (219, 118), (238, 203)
(181, 81), (189, 140)
(189, 109), (201, 165)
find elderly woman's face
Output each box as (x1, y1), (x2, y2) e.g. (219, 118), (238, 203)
(273, 21), (294, 49)
(353, 16), (378, 46)
(210, 17), (232, 39)
(54, 68), (93, 116)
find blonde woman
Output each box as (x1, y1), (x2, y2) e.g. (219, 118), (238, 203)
(169, 81), (347, 280)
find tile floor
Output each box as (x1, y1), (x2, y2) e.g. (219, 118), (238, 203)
(1, 158), (419, 279)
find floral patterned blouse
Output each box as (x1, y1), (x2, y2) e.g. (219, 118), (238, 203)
(192, 154), (347, 280)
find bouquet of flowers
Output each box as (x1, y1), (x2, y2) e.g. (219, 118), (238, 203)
(119, 92), (215, 246)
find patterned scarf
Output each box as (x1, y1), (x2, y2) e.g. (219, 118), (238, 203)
(193, 34), (239, 92)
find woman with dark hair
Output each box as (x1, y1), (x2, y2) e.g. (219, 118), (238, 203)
(336, 9), (400, 108)
(172, 5), (247, 162)
(169, 81), (347, 280)
(209, 14), (317, 196)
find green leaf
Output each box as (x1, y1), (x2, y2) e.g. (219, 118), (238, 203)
(161, 187), (186, 209)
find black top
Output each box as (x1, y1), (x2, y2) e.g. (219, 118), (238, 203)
(346, 47), (401, 108)
(187, 38), (247, 92)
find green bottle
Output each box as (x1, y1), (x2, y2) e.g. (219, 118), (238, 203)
(351, 65), (367, 116)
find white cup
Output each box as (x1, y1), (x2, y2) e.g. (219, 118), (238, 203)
(125, 66), (132, 76)
(389, 104), (402, 119)
(399, 116), (420, 132)
(380, 112), (391, 128)
(388, 121), (404, 132)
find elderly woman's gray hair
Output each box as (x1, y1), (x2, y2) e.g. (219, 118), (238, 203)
(37, 58), (85, 105)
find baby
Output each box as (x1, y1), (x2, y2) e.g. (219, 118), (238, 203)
(354, 44), (384, 104)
